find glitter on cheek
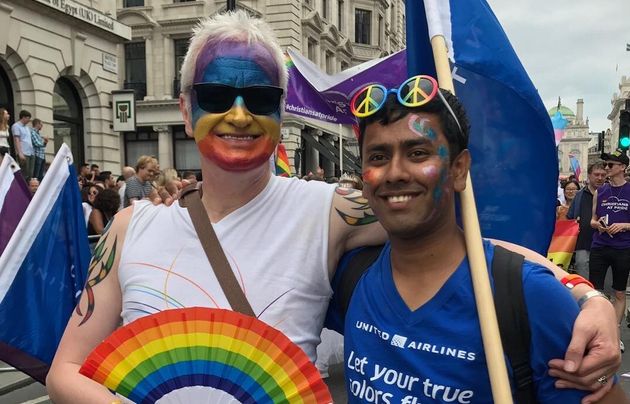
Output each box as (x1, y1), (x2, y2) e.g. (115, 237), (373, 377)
(421, 165), (439, 179)
(362, 169), (375, 185)
(362, 169), (383, 187)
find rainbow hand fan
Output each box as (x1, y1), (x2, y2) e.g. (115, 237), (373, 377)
(80, 307), (333, 404)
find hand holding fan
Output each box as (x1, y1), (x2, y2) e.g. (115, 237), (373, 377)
(79, 307), (333, 403)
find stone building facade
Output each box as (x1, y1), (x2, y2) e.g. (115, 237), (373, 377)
(608, 75), (630, 154)
(116, 0), (405, 177)
(549, 99), (593, 180)
(0, 0), (130, 172)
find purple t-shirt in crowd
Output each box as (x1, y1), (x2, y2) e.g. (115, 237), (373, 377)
(592, 182), (630, 249)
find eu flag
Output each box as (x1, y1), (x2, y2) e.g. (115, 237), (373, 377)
(406, 0), (558, 253)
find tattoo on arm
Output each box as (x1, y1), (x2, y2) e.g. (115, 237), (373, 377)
(334, 187), (378, 226)
(75, 232), (117, 326)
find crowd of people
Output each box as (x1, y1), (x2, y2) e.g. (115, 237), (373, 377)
(2, 9), (626, 404)
(78, 156), (200, 241)
(0, 108), (49, 184)
(43, 10), (625, 404)
(557, 154), (630, 352)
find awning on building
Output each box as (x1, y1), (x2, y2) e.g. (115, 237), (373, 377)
(301, 132), (361, 173)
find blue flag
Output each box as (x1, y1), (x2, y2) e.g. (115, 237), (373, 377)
(405, 0), (557, 254)
(0, 144), (90, 383)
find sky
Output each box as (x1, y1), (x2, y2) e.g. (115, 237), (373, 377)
(487, 0), (630, 132)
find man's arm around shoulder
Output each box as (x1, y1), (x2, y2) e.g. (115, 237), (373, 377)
(490, 240), (620, 402)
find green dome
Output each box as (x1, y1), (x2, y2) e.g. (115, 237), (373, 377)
(548, 105), (575, 118)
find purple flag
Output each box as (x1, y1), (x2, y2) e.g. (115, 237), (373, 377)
(0, 155), (31, 256)
(284, 49), (407, 124)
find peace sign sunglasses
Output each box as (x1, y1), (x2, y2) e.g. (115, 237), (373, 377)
(350, 75), (463, 136)
(192, 83), (284, 116)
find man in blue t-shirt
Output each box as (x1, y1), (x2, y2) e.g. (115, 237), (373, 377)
(326, 78), (626, 403)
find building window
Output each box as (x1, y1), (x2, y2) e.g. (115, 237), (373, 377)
(390, 1), (397, 30)
(173, 38), (190, 96)
(307, 38), (316, 61)
(53, 78), (84, 165)
(322, 0), (328, 19)
(123, 0), (144, 7)
(338, 0), (344, 31)
(355, 9), (371, 44)
(378, 14), (384, 47)
(172, 126), (200, 171)
(326, 52), (334, 74)
(124, 42), (147, 100)
(124, 127), (158, 167)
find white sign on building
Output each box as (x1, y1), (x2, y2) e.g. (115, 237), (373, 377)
(102, 52), (117, 74)
(32, 0), (132, 40)
(112, 90), (136, 132)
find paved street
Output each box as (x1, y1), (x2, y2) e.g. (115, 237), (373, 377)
(3, 298), (630, 404)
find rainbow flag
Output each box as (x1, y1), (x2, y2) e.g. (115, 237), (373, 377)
(275, 143), (291, 177)
(546, 220), (579, 269)
(569, 154), (581, 180)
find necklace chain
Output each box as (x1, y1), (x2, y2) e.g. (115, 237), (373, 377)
(609, 181), (627, 199)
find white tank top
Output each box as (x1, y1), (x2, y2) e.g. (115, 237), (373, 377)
(119, 175), (336, 361)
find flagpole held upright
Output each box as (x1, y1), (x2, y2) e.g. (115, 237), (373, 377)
(423, 1), (513, 402)
(339, 123), (344, 173)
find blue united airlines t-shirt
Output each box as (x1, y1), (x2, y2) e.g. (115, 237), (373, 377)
(326, 240), (587, 403)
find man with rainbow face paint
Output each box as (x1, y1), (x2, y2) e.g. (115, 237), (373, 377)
(47, 11), (620, 403)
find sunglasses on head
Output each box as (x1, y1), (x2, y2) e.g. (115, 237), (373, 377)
(604, 162), (622, 169)
(192, 83), (284, 116)
(350, 75), (463, 137)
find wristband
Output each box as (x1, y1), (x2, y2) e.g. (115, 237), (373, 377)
(561, 274), (594, 289)
(577, 290), (608, 308)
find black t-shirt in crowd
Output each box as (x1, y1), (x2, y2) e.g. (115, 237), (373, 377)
(575, 188), (595, 251)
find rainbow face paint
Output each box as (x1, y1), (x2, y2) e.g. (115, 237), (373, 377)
(191, 41), (281, 171)
(407, 114), (437, 141)
(360, 114), (456, 238)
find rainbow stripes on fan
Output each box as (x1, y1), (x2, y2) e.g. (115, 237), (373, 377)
(80, 307), (332, 404)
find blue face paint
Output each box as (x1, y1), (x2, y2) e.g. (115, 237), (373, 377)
(199, 57), (274, 88)
(192, 57), (280, 125)
(433, 145), (450, 203)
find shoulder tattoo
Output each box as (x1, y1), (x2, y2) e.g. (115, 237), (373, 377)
(75, 231), (117, 326)
(334, 186), (378, 226)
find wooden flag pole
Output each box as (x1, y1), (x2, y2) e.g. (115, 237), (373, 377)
(429, 34), (514, 404)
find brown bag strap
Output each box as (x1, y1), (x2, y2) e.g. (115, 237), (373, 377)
(180, 185), (255, 317)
